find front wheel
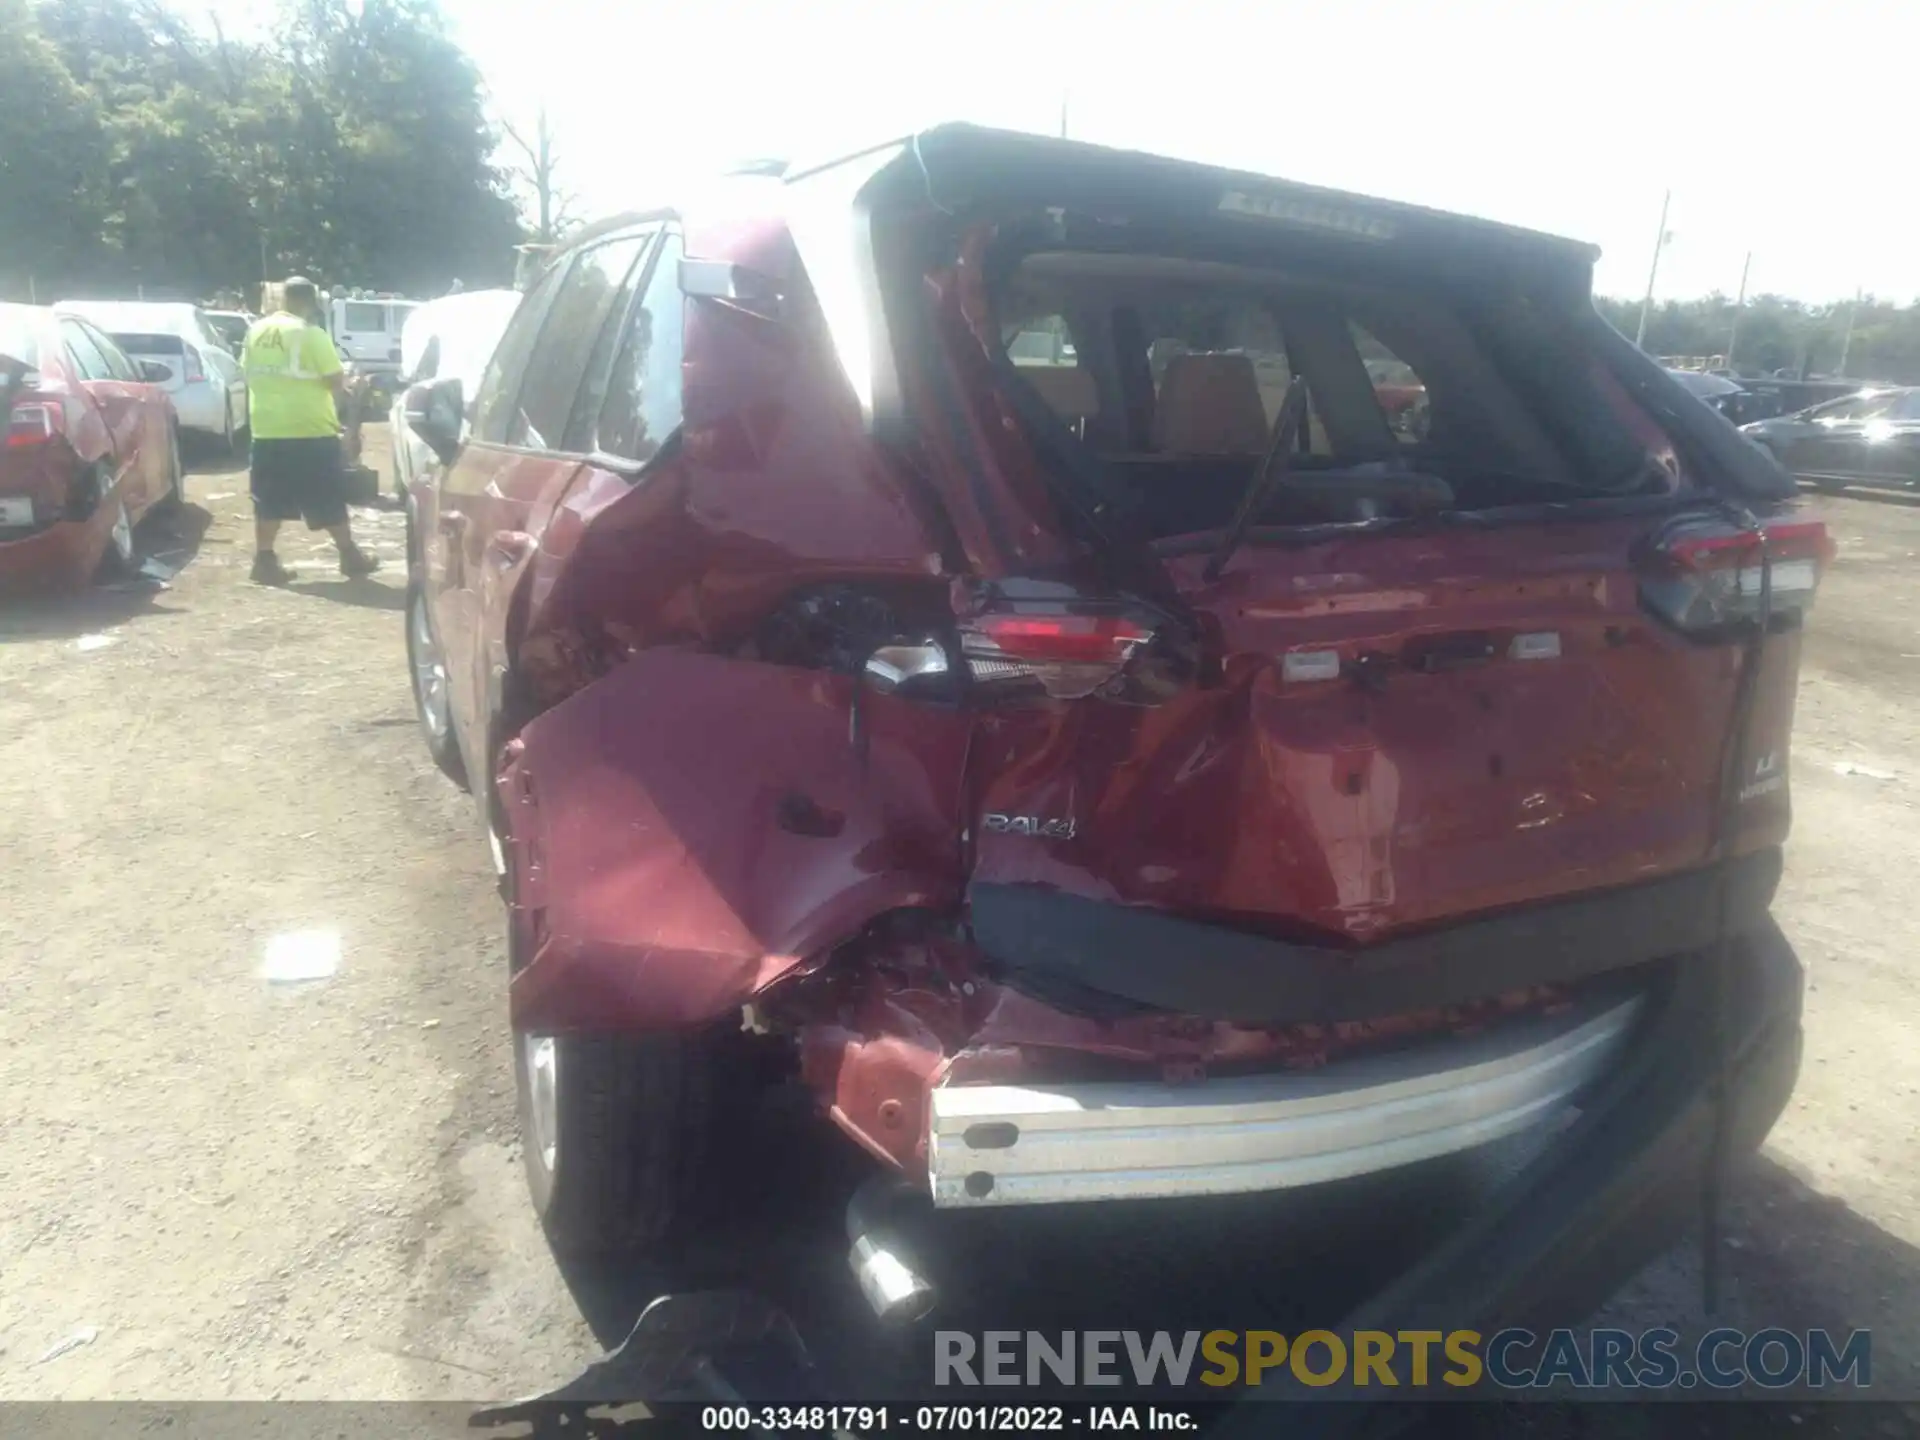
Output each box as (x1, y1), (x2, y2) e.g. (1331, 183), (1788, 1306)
(157, 428), (186, 512)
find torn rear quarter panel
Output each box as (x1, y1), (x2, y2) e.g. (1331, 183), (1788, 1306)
(502, 650), (969, 1034)
(512, 244), (948, 711)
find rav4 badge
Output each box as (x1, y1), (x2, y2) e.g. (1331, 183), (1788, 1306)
(983, 814), (1077, 840)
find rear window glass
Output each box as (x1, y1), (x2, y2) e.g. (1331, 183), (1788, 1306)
(343, 303), (386, 331)
(988, 245), (1661, 533)
(111, 333), (187, 356)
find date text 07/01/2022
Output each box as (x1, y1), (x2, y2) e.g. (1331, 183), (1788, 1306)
(699, 1405), (1197, 1432)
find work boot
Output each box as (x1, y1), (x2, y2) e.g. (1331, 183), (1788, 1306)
(339, 546), (382, 578)
(251, 552), (296, 586)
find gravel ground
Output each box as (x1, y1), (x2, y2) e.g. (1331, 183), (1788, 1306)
(0, 430), (1915, 1426)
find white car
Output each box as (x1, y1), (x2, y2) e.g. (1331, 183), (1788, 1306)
(388, 289), (522, 500)
(203, 310), (255, 357)
(55, 300), (249, 453)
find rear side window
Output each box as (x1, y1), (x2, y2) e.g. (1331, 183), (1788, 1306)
(1353, 323), (1430, 446)
(343, 303), (385, 332)
(111, 333), (186, 357)
(596, 232), (686, 464)
(1003, 314), (1096, 438)
(472, 260), (572, 445)
(60, 320), (114, 381)
(508, 232), (651, 451)
(83, 323), (139, 382)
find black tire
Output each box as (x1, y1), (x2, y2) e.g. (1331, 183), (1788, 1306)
(226, 393), (250, 458)
(156, 427), (186, 513)
(515, 1027), (721, 1259)
(502, 804), (730, 1260)
(91, 470), (138, 582)
(405, 574), (469, 789)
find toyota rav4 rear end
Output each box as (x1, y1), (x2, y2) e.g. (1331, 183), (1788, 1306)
(492, 127), (1814, 1340)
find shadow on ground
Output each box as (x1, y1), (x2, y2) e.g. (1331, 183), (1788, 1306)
(0, 502), (215, 643)
(286, 576), (406, 611)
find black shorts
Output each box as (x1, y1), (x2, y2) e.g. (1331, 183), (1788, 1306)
(250, 436), (347, 529)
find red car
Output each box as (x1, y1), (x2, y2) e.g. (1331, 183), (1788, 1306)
(1, 303), (183, 591)
(403, 128), (1818, 1341)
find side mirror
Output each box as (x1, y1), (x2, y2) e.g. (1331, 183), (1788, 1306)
(862, 641), (951, 695)
(138, 360), (171, 384)
(405, 377), (466, 467)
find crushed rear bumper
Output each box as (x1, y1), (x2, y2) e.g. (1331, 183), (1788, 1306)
(928, 994), (1642, 1207)
(1212, 915), (1805, 1432)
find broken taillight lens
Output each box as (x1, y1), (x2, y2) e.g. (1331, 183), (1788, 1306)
(960, 611), (1156, 700)
(1637, 514), (1833, 636)
(7, 398), (62, 447)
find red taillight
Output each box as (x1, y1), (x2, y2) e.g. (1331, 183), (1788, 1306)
(1638, 515), (1833, 634)
(7, 398), (62, 447)
(962, 611), (1155, 700)
(182, 346), (206, 384)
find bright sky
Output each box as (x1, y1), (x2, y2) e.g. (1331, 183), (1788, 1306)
(251, 0), (1920, 303)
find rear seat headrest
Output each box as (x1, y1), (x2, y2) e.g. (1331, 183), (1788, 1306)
(1152, 352), (1270, 456)
(1018, 363), (1098, 421)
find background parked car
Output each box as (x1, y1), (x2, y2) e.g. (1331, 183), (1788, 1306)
(388, 289), (521, 502)
(1665, 367), (1751, 421)
(1, 302), (183, 591)
(1740, 386), (1920, 492)
(54, 299), (248, 454)
(203, 309), (254, 357)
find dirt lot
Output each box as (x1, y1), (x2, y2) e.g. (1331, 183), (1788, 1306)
(1, 427), (1916, 1417)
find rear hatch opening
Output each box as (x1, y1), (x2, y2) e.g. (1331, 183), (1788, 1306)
(823, 130), (1829, 950)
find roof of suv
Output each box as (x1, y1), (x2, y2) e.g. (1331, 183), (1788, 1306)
(551, 124), (1601, 276)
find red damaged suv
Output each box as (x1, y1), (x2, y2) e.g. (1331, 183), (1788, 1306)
(403, 127), (1817, 1337)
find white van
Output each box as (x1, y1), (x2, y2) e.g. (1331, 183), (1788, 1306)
(328, 295), (420, 388)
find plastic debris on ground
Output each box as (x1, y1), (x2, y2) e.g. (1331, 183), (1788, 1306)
(74, 634), (116, 652)
(37, 1326), (99, 1365)
(1834, 761), (1898, 781)
(260, 928), (342, 985)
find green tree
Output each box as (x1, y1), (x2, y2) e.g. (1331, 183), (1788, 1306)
(4, 0), (522, 303)
(0, 0), (112, 298)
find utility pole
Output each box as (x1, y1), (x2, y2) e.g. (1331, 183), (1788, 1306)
(1725, 251), (1752, 371)
(1634, 189), (1672, 351)
(1836, 287), (1863, 378)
